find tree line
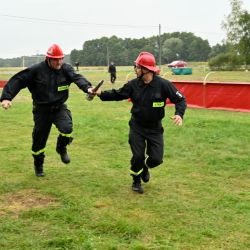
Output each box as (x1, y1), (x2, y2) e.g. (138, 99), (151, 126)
(0, 32), (215, 67)
(0, 32), (224, 68)
(70, 32), (212, 67)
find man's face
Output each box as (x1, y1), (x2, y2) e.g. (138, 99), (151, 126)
(134, 64), (142, 77)
(49, 57), (64, 70)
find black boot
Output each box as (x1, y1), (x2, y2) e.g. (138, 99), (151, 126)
(56, 135), (73, 164)
(141, 166), (150, 183)
(33, 153), (45, 177)
(58, 148), (70, 164)
(131, 175), (144, 194)
(34, 165), (44, 177)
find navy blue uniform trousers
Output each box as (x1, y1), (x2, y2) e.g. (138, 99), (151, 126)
(32, 104), (72, 153)
(128, 118), (164, 175)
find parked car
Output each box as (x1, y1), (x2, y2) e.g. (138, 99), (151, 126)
(168, 60), (187, 68)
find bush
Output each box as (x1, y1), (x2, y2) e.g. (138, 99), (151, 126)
(208, 53), (243, 71)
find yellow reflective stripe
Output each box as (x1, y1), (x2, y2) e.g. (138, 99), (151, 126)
(59, 132), (72, 137)
(145, 156), (149, 168)
(130, 168), (143, 176)
(152, 102), (164, 107)
(58, 85), (69, 91)
(31, 148), (46, 155)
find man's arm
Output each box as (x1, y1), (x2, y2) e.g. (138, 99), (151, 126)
(0, 68), (30, 107)
(1, 100), (12, 110)
(164, 80), (187, 118)
(63, 63), (92, 93)
(163, 80), (187, 126)
(97, 81), (132, 101)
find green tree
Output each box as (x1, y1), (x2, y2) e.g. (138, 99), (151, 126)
(222, 0), (244, 45)
(70, 49), (81, 65)
(162, 37), (184, 63)
(222, 0), (250, 66)
(188, 38), (211, 61)
(238, 11), (250, 65)
(208, 52), (242, 70)
(208, 43), (231, 58)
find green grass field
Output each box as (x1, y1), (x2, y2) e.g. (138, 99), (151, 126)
(0, 67), (249, 249)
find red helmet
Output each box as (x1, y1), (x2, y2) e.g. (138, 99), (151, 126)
(46, 44), (64, 59)
(135, 52), (160, 73)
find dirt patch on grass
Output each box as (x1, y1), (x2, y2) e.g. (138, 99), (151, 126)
(0, 189), (59, 217)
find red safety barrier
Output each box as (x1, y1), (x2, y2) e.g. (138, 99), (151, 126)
(172, 81), (250, 112)
(0, 80), (7, 88)
(1, 79), (250, 112)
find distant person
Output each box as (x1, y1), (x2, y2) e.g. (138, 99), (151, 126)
(75, 61), (79, 71)
(94, 52), (187, 194)
(0, 44), (95, 177)
(108, 62), (116, 84)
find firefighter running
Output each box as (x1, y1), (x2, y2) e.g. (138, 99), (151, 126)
(95, 52), (187, 194)
(0, 44), (95, 177)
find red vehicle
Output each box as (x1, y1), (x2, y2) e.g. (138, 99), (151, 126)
(168, 60), (187, 68)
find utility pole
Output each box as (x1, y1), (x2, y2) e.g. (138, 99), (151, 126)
(22, 56), (25, 68)
(106, 45), (110, 66)
(158, 24), (162, 68)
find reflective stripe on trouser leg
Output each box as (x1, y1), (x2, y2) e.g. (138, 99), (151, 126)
(59, 132), (73, 137)
(130, 168), (143, 176)
(56, 134), (73, 153)
(32, 152), (45, 166)
(31, 147), (46, 155)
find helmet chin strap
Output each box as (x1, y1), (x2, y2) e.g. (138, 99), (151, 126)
(137, 67), (148, 78)
(138, 69), (154, 83)
(47, 58), (52, 68)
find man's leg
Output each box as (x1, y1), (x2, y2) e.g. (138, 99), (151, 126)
(56, 135), (73, 163)
(33, 153), (45, 177)
(145, 130), (164, 169)
(112, 73), (116, 83)
(32, 109), (52, 176)
(53, 105), (73, 164)
(129, 125), (146, 194)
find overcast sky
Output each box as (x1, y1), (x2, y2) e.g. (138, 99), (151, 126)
(0, 0), (250, 59)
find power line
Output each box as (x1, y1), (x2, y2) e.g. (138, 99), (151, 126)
(0, 13), (157, 29)
(0, 13), (225, 59)
(0, 13), (225, 40)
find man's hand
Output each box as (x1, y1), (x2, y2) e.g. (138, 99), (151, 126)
(170, 115), (183, 126)
(1, 100), (12, 110)
(94, 87), (102, 96)
(88, 86), (102, 96)
(86, 80), (104, 101)
(87, 87), (96, 95)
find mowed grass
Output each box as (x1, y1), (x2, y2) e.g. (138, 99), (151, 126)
(0, 67), (250, 249)
(1, 63), (250, 83)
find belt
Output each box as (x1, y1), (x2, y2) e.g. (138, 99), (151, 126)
(33, 103), (64, 112)
(131, 116), (161, 128)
